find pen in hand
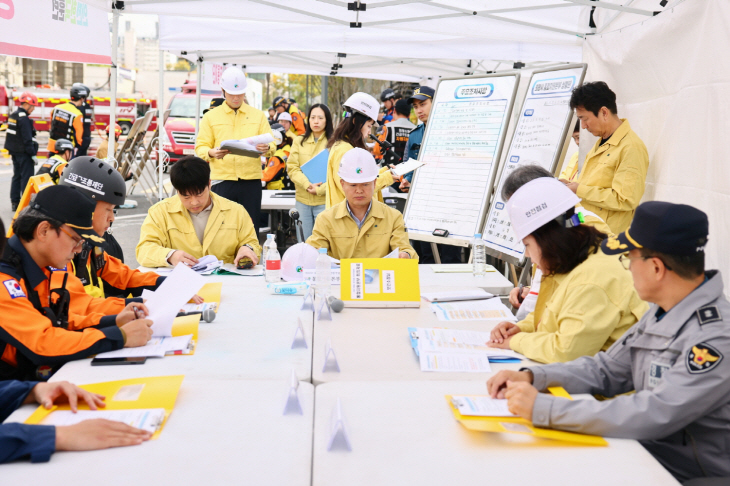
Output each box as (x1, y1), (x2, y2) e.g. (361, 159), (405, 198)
(517, 284), (525, 304)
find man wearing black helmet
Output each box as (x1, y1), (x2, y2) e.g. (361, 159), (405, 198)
(47, 86), (84, 155)
(72, 83), (93, 157)
(378, 88), (397, 124)
(36, 138), (73, 184)
(273, 96), (305, 136)
(58, 156), (168, 302)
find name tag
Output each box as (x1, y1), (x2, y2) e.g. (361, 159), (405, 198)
(649, 361), (670, 389)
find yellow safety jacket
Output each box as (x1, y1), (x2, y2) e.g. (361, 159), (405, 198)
(306, 200), (418, 261)
(195, 102), (276, 181)
(576, 119), (649, 234)
(47, 102), (83, 153)
(559, 152), (579, 182)
(287, 134), (328, 206)
(510, 249), (649, 364)
(325, 141), (394, 209)
(136, 191), (262, 267)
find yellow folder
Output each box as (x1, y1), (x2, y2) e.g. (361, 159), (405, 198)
(171, 314), (200, 355)
(192, 281), (222, 308)
(339, 258), (420, 308)
(25, 375), (185, 439)
(446, 387), (608, 446)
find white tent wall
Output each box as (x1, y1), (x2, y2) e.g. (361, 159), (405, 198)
(583, 0), (730, 297)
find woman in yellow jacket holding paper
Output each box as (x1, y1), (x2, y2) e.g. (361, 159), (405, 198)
(488, 177), (647, 364)
(325, 92), (394, 209)
(286, 103), (333, 241)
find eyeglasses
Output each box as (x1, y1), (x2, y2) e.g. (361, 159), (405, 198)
(619, 253), (673, 271)
(58, 225), (84, 249)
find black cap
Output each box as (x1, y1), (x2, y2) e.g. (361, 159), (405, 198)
(203, 97), (225, 115)
(602, 201), (708, 256)
(408, 86), (435, 104)
(31, 185), (104, 246)
(394, 99), (411, 117)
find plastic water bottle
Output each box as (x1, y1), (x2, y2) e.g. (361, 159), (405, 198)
(264, 235), (281, 283)
(315, 248), (331, 298)
(262, 234), (275, 276)
(472, 233), (487, 277)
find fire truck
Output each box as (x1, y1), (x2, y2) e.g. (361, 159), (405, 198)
(0, 85), (157, 135)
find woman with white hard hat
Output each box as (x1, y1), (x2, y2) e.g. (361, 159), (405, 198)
(195, 66), (276, 233)
(324, 92), (396, 209)
(488, 177), (647, 364)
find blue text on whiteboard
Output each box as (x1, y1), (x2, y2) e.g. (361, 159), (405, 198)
(454, 84), (494, 99)
(531, 76), (576, 96)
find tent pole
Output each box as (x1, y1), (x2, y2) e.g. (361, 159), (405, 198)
(110, 6), (119, 154)
(195, 56), (202, 137)
(322, 76), (328, 106)
(158, 49), (164, 201)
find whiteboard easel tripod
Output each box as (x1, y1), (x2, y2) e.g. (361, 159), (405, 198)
(481, 64), (588, 280)
(402, 72), (522, 264)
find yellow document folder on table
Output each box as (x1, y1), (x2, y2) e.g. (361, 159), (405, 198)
(446, 387), (608, 446)
(340, 258), (420, 308)
(25, 375), (185, 439)
(193, 282), (222, 307)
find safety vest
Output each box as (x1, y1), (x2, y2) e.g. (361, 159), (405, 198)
(3, 108), (37, 155)
(81, 100), (93, 138)
(49, 103), (82, 147)
(72, 244), (107, 299)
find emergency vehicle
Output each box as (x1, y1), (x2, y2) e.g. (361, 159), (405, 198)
(0, 85), (156, 135)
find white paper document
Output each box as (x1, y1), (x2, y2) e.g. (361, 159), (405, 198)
(421, 288), (494, 302)
(450, 395), (517, 417)
(392, 159), (426, 177)
(221, 263), (264, 276)
(383, 248), (399, 259)
(181, 302), (218, 313)
(191, 255), (222, 274)
(220, 134), (275, 157)
(95, 334), (193, 358)
(430, 298), (516, 322)
(418, 344), (492, 372)
(41, 408), (167, 433)
(145, 264), (205, 337)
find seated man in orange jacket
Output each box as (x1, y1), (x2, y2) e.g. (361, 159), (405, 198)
(0, 186), (153, 381)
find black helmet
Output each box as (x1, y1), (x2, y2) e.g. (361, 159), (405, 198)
(273, 96), (287, 108)
(380, 88), (396, 102)
(59, 156), (126, 206)
(54, 138), (75, 154)
(270, 123), (286, 145)
(70, 84), (88, 100)
(203, 97), (225, 115)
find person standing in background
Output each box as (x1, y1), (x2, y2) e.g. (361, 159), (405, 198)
(561, 81), (649, 234)
(287, 103), (334, 241)
(5, 92), (39, 211)
(558, 120), (581, 182)
(195, 66), (275, 234)
(273, 96), (306, 137)
(73, 84), (93, 157)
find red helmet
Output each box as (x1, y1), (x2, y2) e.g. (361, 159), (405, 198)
(18, 92), (39, 107)
(106, 123), (122, 137)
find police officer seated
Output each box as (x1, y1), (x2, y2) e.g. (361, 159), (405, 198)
(0, 187), (153, 381)
(488, 201), (730, 484)
(306, 148), (417, 261)
(36, 138), (74, 184)
(136, 156), (262, 268)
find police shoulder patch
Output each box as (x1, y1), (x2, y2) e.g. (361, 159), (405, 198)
(3, 279), (26, 299)
(697, 305), (722, 325)
(687, 343), (723, 374)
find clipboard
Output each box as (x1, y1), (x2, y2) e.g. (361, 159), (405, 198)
(300, 149), (329, 184)
(446, 387), (608, 446)
(25, 375), (185, 440)
(220, 140), (263, 158)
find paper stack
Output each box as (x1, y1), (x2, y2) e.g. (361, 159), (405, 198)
(429, 298), (516, 322)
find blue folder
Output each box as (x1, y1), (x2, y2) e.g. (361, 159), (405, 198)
(300, 149), (329, 184)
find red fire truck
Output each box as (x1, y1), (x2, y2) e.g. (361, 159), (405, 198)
(0, 85), (157, 135)
(160, 81), (219, 164)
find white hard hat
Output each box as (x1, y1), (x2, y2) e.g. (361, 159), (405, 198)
(277, 112), (292, 122)
(281, 243), (319, 281)
(506, 177), (580, 240)
(220, 67), (247, 95)
(338, 147), (379, 183)
(343, 92), (379, 123)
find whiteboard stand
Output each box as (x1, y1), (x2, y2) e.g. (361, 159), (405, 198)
(481, 64), (588, 267)
(404, 72), (521, 259)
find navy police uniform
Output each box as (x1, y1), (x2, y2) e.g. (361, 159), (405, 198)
(4, 107), (38, 206)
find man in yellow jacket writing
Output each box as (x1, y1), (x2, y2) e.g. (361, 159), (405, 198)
(195, 66), (275, 233)
(560, 81), (649, 234)
(307, 148), (417, 261)
(136, 156), (261, 268)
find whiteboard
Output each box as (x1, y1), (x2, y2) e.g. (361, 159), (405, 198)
(482, 64), (587, 265)
(403, 73), (519, 247)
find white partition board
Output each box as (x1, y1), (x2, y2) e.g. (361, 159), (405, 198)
(403, 73), (520, 247)
(482, 64), (587, 264)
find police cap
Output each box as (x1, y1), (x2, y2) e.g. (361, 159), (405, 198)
(408, 86), (435, 104)
(31, 185), (104, 245)
(602, 201), (709, 256)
